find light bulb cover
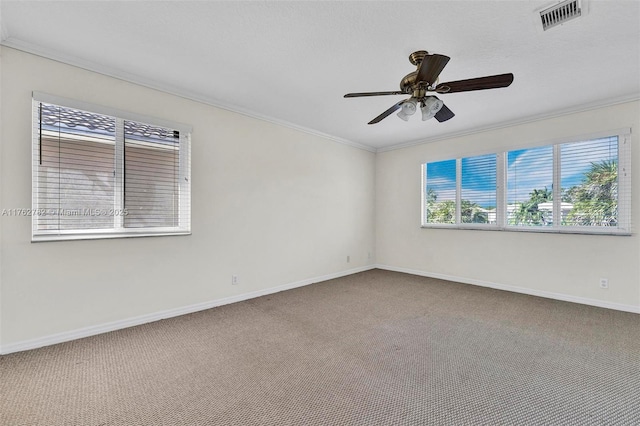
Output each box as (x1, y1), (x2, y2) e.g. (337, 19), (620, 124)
(397, 111), (410, 121)
(421, 97), (444, 121)
(397, 99), (417, 121)
(401, 101), (417, 114)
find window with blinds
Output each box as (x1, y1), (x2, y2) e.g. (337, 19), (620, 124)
(424, 159), (456, 224)
(507, 146), (553, 227)
(461, 154), (497, 224)
(37, 103), (117, 231)
(124, 121), (180, 229)
(32, 94), (191, 241)
(560, 137), (619, 228)
(421, 129), (631, 235)
(423, 155), (498, 227)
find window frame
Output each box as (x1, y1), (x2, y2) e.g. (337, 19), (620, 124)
(421, 128), (632, 236)
(32, 92), (192, 242)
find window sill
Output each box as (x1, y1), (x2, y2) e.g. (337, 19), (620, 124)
(32, 230), (191, 242)
(420, 224), (631, 236)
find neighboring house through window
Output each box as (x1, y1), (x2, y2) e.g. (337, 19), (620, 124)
(32, 93), (191, 241)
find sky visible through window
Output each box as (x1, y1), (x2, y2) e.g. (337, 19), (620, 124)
(507, 145), (553, 205)
(462, 154), (496, 209)
(425, 137), (618, 208)
(425, 159), (456, 203)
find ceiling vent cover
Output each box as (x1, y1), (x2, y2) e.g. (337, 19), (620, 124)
(539, 0), (584, 31)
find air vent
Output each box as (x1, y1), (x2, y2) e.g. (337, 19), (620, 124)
(539, 0), (584, 31)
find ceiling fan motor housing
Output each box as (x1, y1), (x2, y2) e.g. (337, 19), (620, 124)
(400, 71), (419, 94)
(401, 51), (436, 94)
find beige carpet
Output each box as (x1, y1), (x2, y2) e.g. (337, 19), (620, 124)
(1, 269), (639, 425)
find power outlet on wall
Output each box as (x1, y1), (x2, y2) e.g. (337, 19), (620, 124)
(599, 278), (609, 289)
(347, 255), (350, 263)
(232, 275), (239, 285)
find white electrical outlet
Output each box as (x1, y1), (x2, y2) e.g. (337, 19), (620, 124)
(232, 275), (239, 285)
(599, 278), (608, 289)
(347, 255), (350, 263)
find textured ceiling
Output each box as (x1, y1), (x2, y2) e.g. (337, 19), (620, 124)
(1, 1), (639, 151)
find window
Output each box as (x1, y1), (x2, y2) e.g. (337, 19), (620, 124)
(32, 93), (191, 241)
(424, 159), (456, 224)
(422, 129), (631, 235)
(424, 155), (497, 225)
(560, 137), (619, 227)
(507, 146), (553, 227)
(461, 154), (497, 224)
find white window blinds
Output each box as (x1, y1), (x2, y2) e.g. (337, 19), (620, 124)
(507, 145), (553, 227)
(124, 121), (180, 229)
(37, 103), (117, 231)
(461, 154), (497, 224)
(560, 136), (621, 228)
(421, 129), (630, 235)
(424, 159), (456, 224)
(32, 93), (191, 241)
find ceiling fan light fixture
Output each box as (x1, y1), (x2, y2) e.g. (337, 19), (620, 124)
(397, 99), (417, 121)
(421, 96), (444, 121)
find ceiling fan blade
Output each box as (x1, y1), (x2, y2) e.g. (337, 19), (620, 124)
(344, 91), (405, 98)
(368, 99), (407, 125)
(416, 54), (450, 86)
(436, 73), (514, 93)
(434, 103), (455, 122)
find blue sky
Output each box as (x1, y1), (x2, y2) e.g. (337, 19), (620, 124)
(507, 146), (553, 203)
(425, 159), (456, 202)
(425, 137), (618, 207)
(462, 154), (496, 207)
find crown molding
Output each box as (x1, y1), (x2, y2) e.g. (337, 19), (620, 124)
(2, 37), (637, 155)
(377, 93), (640, 153)
(0, 38), (376, 153)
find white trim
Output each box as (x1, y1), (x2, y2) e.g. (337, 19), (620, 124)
(33, 91), (193, 134)
(375, 264), (640, 314)
(0, 265), (375, 355)
(455, 159), (461, 224)
(0, 25), (4, 355)
(618, 133), (632, 234)
(3, 40), (375, 153)
(377, 96), (639, 153)
(414, 127), (633, 167)
(32, 231), (192, 243)
(420, 164), (427, 225)
(31, 96), (192, 242)
(5, 39), (636, 155)
(420, 128), (632, 236)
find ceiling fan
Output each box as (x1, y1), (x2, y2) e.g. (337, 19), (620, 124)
(344, 50), (514, 125)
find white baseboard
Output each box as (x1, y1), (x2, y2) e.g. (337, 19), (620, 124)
(376, 264), (640, 314)
(0, 265), (375, 355)
(4, 263), (635, 355)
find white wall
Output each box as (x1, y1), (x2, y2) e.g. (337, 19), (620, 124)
(0, 47), (376, 350)
(1, 46), (637, 354)
(0, 45), (4, 349)
(376, 101), (640, 311)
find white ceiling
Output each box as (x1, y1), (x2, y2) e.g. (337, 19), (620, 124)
(1, 1), (639, 151)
